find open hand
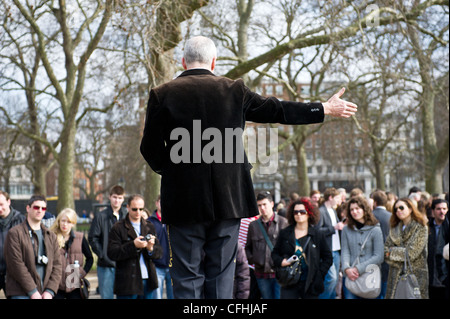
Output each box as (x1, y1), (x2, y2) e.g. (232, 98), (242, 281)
(323, 87), (357, 118)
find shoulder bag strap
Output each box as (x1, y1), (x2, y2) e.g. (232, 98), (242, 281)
(351, 228), (374, 267)
(403, 247), (414, 274)
(256, 219), (274, 251)
(299, 236), (311, 265)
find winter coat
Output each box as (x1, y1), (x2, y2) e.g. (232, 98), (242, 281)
(341, 224), (384, 277)
(271, 224), (332, 297)
(147, 214), (170, 269)
(245, 214), (288, 274)
(140, 68), (325, 225)
(88, 205), (125, 267)
(384, 220), (429, 299)
(57, 231), (93, 293)
(233, 243), (250, 299)
(107, 214), (162, 296)
(4, 220), (62, 297)
(0, 208), (25, 275)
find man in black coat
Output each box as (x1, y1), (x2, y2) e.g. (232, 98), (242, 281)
(88, 185), (126, 299)
(371, 189), (391, 299)
(0, 190), (25, 294)
(140, 36), (357, 299)
(108, 195), (162, 299)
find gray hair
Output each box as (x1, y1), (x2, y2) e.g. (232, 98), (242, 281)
(183, 36), (217, 66)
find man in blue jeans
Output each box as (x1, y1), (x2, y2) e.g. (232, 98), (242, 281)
(245, 192), (288, 299)
(148, 195), (173, 299)
(88, 185), (126, 299)
(317, 188), (344, 299)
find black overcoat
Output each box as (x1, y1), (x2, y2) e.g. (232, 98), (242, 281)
(107, 215), (162, 296)
(140, 69), (325, 225)
(271, 224), (332, 296)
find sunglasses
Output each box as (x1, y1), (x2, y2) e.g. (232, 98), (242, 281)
(394, 205), (406, 212)
(32, 205), (47, 211)
(131, 207), (145, 212)
(293, 209), (308, 215)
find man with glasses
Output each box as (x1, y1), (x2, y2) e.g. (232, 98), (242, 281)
(4, 195), (62, 299)
(107, 194), (162, 299)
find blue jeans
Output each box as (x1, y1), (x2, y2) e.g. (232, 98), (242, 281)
(153, 267), (173, 299)
(10, 295), (30, 299)
(319, 250), (340, 299)
(256, 277), (280, 299)
(97, 266), (115, 299)
(117, 279), (155, 299)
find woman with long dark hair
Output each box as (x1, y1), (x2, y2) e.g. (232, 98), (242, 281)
(341, 196), (384, 299)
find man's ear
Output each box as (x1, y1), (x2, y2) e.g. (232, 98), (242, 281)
(210, 57), (216, 71)
(182, 57), (188, 70)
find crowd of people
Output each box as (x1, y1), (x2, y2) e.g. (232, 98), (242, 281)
(242, 187), (449, 299)
(0, 184), (448, 299)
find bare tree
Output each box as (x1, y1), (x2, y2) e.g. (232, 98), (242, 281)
(1, 0), (121, 211)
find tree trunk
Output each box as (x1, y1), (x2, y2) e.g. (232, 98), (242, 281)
(407, 24), (448, 194)
(371, 139), (386, 191)
(295, 144), (310, 197)
(56, 122), (76, 212)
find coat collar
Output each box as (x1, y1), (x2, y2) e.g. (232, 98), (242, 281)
(389, 219), (421, 246)
(123, 213), (148, 239)
(178, 68), (215, 78)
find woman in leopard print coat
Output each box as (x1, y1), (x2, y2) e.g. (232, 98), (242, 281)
(384, 198), (429, 299)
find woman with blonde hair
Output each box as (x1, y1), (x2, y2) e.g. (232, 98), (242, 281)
(384, 198), (429, 299)
(50, 208), (93, 299)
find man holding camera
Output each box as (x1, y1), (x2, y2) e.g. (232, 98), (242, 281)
(107, 194), (162, 299)
(4, 195), (62, 299)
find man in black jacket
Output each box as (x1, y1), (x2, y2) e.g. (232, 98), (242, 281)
(140, 36), (357, 299)
(108, 194), (162, 299)
(0, 190), (25, 294)
(88, 185), (126, 299)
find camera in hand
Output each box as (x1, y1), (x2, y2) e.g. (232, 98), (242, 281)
(140, 234), (153, 241)
(37, 255), (48, 265)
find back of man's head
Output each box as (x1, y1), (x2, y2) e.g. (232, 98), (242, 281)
(323, 188), (339, 201)
(371, 189), (387, 207)
(183, 36), (217, 68)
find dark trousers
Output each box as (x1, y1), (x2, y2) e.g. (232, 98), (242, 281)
(280, 281), (318, 299)
(55, 288), (82, 299)
(167, 218), (240, 299)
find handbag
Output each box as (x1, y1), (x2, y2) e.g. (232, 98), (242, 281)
(80, 277), (90, 299)
(275, 237), (310, 287)
(256, 220), (309, 287)
(394, 248), (421, 299)
(344, 229), (381, 299)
